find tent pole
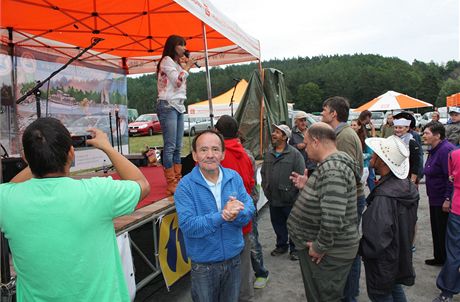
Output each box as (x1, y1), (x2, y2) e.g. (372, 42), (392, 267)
(258, 60), (264, 158)
(201, 22), (214, 127)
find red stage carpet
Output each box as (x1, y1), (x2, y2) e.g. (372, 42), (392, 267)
(112, 166), (168, 209)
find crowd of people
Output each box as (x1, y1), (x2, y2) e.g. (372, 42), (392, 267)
(175, 96), (460, 302)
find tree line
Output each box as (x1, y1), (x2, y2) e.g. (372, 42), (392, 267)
(127, 54), (460, 115)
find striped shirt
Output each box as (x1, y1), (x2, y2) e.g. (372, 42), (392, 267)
(287, 151), (359, 259)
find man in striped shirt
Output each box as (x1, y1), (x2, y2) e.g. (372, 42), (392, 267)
(287, 122), (360, 302)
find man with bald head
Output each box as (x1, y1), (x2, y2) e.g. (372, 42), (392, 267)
(288, 122), (361, 302)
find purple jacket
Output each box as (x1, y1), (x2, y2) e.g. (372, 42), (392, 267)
(424, 139), (455, 206)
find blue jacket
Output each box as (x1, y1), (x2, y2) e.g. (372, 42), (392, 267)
(174, 166), (255, 263)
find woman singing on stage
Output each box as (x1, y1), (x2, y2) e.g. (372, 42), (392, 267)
(156, 35), (196, 194)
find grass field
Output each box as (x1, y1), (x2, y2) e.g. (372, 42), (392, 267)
(128, 133), (193, 156)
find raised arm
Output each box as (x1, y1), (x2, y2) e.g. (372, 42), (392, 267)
(87, 128), (150, 201)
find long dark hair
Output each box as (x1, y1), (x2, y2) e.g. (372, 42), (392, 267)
(356, 122), (367, 151)
(156, 35), (186, 74)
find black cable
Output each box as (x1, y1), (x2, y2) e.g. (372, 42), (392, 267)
(0, 143), (9, 158)
(45, 80), (50, 116)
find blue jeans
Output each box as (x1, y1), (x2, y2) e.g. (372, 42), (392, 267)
(269, 205), (295, 252)
(249, 211), (269, 278)
(368, 284), (407, 302)
(342, 194), (366, 302)
(191, 255), (241, 302)
(436, 212), (460, 297)
(156, 100), (184, 169)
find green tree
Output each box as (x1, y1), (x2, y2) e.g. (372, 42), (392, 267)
(437, 77), (460, 107)
(296, 82), (323, 112)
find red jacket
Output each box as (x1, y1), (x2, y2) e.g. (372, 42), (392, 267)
(221, 138), (254, 235)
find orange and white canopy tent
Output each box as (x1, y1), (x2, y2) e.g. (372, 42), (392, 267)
(353, 90), (433, 112)
(188, 79), (247, 117)
(0, 0), (261, 74)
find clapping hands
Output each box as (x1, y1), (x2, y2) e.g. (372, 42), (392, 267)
(221, 196), (245, 221)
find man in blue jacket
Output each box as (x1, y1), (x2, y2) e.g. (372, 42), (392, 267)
(175, 130), (255, 302)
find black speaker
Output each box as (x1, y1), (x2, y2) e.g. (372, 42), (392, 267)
(124, 154), (148, 167)
(2, 157), (27, 183)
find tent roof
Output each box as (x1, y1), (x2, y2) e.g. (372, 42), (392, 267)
(191, 79), (248, 107)
(354, 90), (433, 112)
(1, 0), (260, 74)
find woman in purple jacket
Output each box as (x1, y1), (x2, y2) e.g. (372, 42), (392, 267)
(423, 121), (456, 266)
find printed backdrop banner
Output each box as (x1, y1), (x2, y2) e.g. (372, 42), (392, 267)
(158, 212), (191, 288)
(0, 49), (129, 171)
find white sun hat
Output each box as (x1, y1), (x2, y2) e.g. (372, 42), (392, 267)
(393, 118), (411, 127)
(365, 136), (410, 179)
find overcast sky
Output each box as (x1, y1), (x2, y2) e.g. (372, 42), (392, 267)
(212, 0), (459, 64)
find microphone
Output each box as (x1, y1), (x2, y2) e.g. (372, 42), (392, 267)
(184, 50), (201, 68)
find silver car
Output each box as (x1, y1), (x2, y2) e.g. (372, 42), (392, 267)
(418, 111), (449, 129)
(371, 111), (385, 130)
(183, 114), (213, 136)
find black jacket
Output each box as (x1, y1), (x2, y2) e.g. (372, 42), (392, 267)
(261, 143), (305, 207)
(359, 174), (419, 296)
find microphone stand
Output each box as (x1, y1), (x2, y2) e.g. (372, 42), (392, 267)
(229, 79), (239, 117)
(15, 38), (104, 118)
(108, 112), (114, 148)
(115, 110), (121, 153)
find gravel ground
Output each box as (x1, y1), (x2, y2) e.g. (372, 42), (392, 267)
(135, 184), (452, 302)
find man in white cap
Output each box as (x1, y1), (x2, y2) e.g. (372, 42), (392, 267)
(446, 107), (460, 146)
(360, 136), (419, 301)
(261, 124), (305, 261)
(289, 111), (317, 176)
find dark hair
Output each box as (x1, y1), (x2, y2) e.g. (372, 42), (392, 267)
(355, 118), (369, 151)
(192, 130), (225, 152)
(22, 117), (73, 178)
(215, 115), (239, 139)
(358, 110), (372, 122)
(322, 96), (350, 122)
(307, 123), (336, 142)
(424, 121), (445, 139)
(157, 35), (186, 73)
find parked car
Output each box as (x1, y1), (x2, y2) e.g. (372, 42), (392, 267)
(413, 113), (422, 125)
(347, 112), (360, 124)
(371, 111), (385, 130)
(418, 111), (449, 129)
(183, 114), (212, 136)
(128, 113), (161, 136)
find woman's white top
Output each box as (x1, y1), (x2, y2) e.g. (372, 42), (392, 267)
(157, 56), (188, 113)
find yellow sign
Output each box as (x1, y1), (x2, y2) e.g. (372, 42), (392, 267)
(158, 212), (191, 287)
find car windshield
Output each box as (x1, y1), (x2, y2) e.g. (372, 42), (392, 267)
(136, 115), (153, 122)
(372, 112), (384, 119)
(348, 112), (359, 121)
